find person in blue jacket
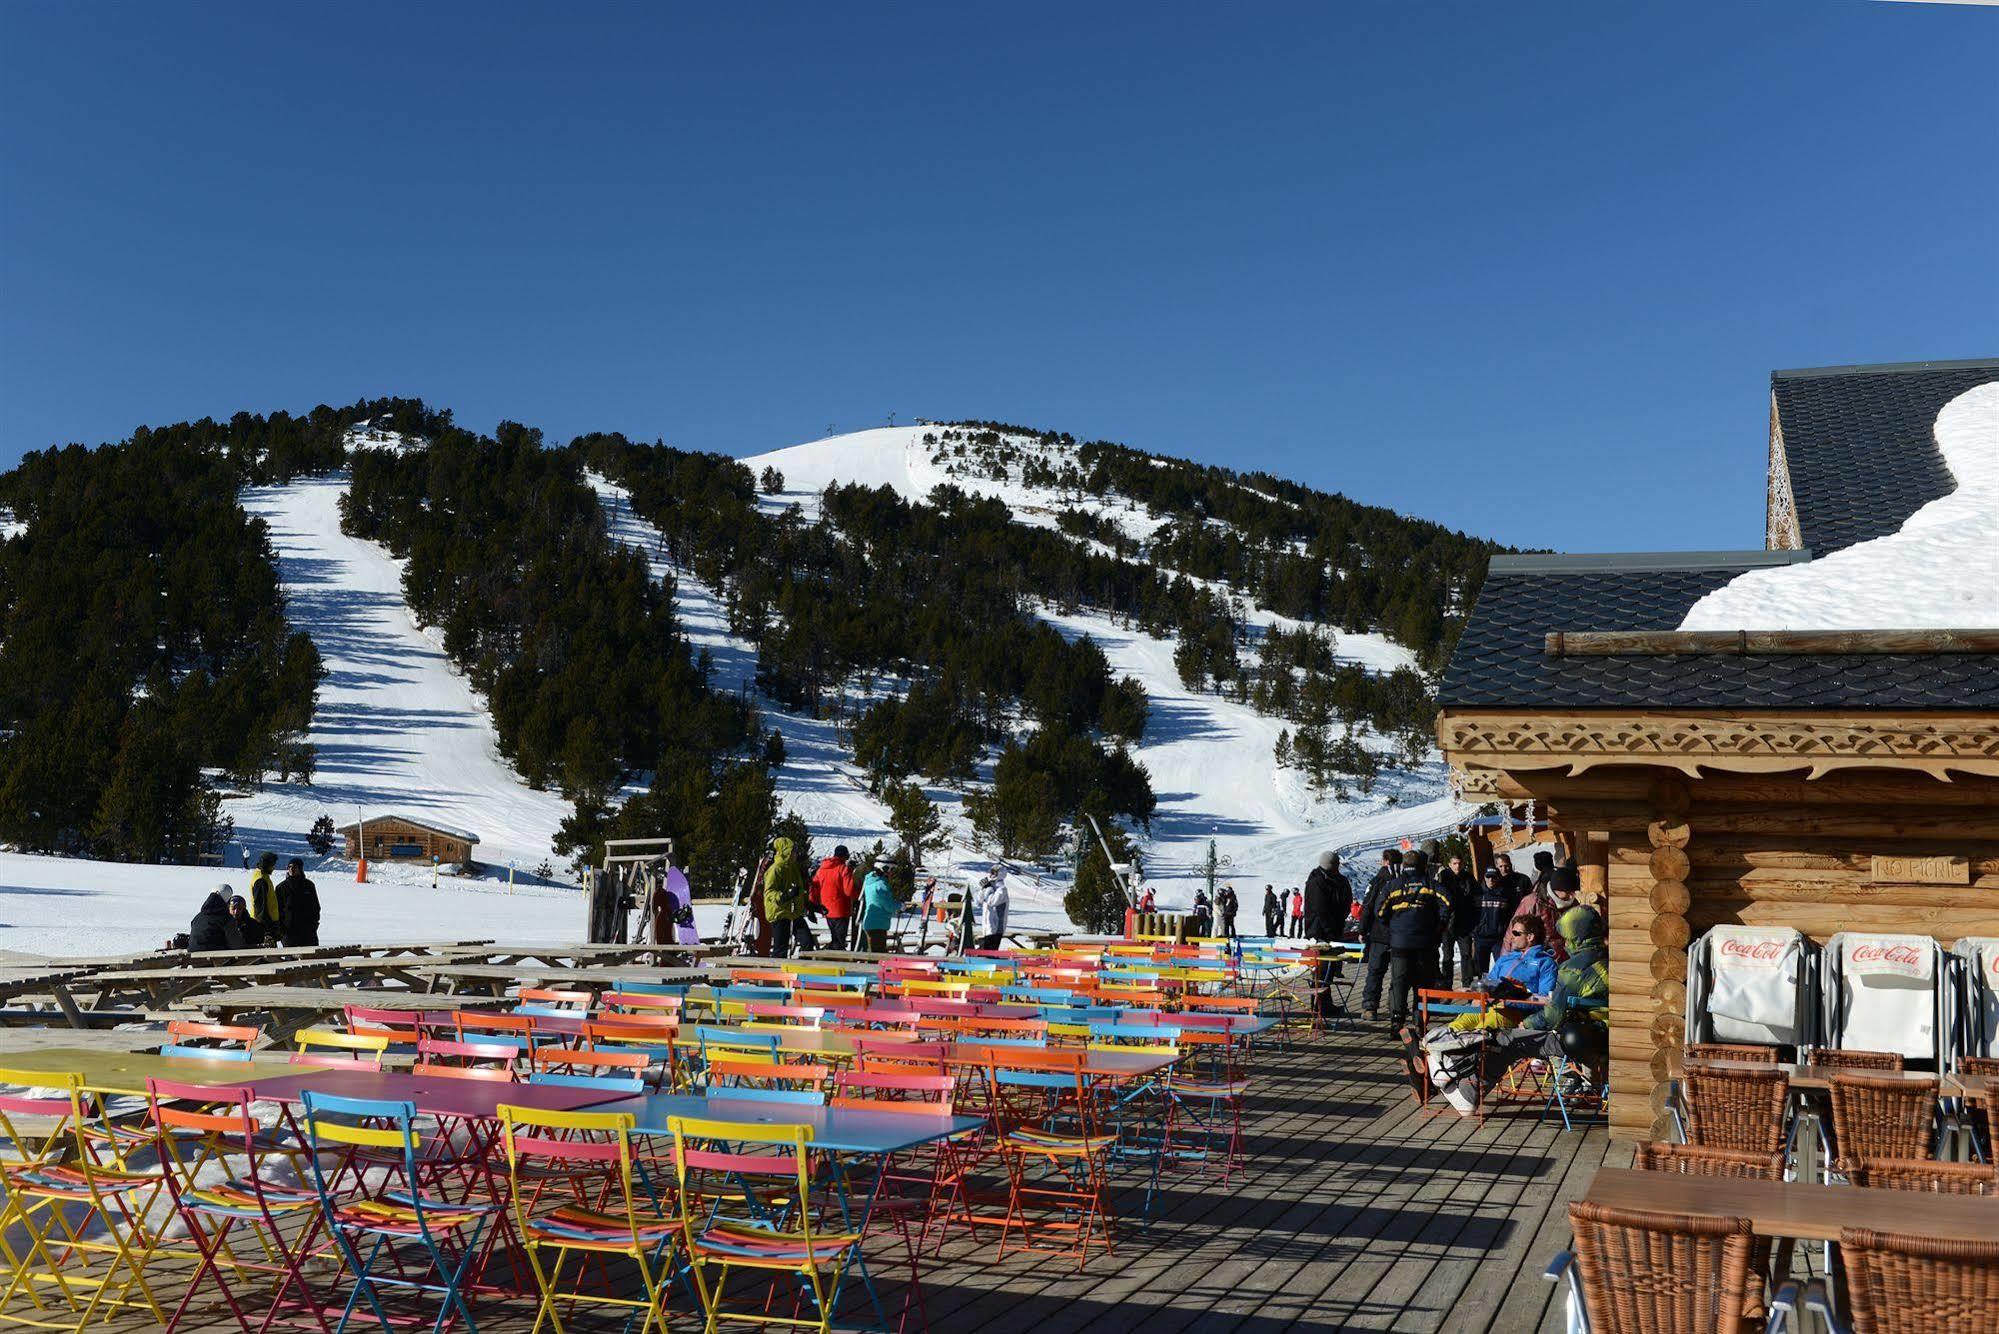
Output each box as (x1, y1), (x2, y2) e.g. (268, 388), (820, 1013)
(858, 859), (898, 953)
(1433, 914), (1559, 1036)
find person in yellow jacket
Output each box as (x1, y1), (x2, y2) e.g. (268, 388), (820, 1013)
(760, 837), (808, 957)
(245, 852), (281, 941)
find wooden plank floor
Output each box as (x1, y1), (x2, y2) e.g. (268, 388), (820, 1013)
(76, 1022), (1619, 1333)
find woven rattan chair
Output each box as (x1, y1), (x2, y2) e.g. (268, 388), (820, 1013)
(1547, 1201), (1797, 1334)
(1827, 1073), (1939, 1168)
(1684, 1065), (1790, 1155)
(1685, 1043), (1780, 1064)
(1634, 1141), (1785, 1181)
(1962, 1055), (1999, 1078)
(1807, 1228), (1999, 1334)
(1840, 1156), (1998, 1195)
(1810, 1048), (1904, 1072)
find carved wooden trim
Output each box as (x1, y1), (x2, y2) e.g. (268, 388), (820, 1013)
(1438, 710), (1999, 780)
(1767, 389), (1801, 552)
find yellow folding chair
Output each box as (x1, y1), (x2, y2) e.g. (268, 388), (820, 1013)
(0, 1068), (165, 1332)
(498, 1105), (684, 1334)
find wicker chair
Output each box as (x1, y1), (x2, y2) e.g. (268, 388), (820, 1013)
(1685, 1043), (1780, 1064)
(1809, 1048), (1904, 1072)
(1808, 1228), (1999, 1334)
(1634, 1141), (1785, 1181)
(1840, 1156), (1998, 1195)
(1548, 1202), (1794, 1334)
(1962, 1055), (1999, 1078)
(1827, 1073), (1939, 1167)
(1684, 1065), (1791, 1155)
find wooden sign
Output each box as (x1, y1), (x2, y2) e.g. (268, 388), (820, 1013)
(1870, 854), (1970, 885)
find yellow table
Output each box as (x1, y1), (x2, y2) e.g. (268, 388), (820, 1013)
(0, 1047), (327, 1096)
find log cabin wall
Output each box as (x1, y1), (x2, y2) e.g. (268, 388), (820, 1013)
(1489, 764), (1999, 1140)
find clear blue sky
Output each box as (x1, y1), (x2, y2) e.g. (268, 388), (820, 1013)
(2, 3), (1993, 551)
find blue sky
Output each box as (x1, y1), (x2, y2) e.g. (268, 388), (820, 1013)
(2, 3), (1992, 551)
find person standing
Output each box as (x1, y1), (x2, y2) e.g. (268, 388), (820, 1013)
(1469, 866), (1517, 976)
(1262, 885), (1281, 938)
(1190, 886), (1212, 938)
(1356, 848), (1402, 1020)
(1435, 853), (1477, 988)
(812, 845), (859, 951)
(761, 836), (809, 957)
(1217, 883), (1238, 939)
(1493, 852), (1533, 916)
(858, 859), (897, 953)
(1303, 852), (1354, 1019)
(1288, 887), (1305, 937)
(916, 876), (937, 948)
(1522, 865), (1582, 962)
(277, 858), (321, 947)
(1382, 851), (1452, 1036)
(245, 852), (281, 943)
(974, 869), (1009, 951)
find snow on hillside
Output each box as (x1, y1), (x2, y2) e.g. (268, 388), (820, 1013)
(748, 426), (1418, 674)
(1682, 381), (1999, 631)
(230, 473), (573, 877)
(603, 429), (1463, 919)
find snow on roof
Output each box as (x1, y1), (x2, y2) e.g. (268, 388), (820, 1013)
(336, 813), (481, 844)
(1681, 380), (1999, 631)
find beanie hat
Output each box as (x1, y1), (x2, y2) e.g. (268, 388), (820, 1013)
(1551, 866), (1582, 897)
(1317, 851), (1336, 870)
(1557, 904), (1605, 948)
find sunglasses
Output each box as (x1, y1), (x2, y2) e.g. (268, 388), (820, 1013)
(1507, 928), (1529, 937)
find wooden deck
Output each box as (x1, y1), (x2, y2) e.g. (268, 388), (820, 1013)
(903, 1021), (1622, 1333)
(96, 1020), (1618, 1334)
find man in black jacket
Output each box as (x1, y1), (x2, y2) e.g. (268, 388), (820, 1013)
(189, 887), (233, 953)
(1382, 851), (1453, 1034)
(1435, 853), (1477, 988)
(277, 859), (322, 946)
(1356, 848), (1402, 1021)
(1303, 852), (1353, 1019)
(1493, 852), (1533, 917)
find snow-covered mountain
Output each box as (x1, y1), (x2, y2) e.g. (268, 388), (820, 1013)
(0, 417), (1473, 954)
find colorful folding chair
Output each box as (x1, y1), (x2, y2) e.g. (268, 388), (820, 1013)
(986, 1051), (1117, 1269)
(497, 1105), (684, 1334)
(0, 1067), (165, 1332)
(667, 1116), (861, 1334)
(145, 1078), (328, 1334)
(298, 1091), (496, 1334)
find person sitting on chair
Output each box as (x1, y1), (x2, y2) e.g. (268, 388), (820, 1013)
(1438, 915), (1557, 1035)
(1479, 905), (1608, 1074)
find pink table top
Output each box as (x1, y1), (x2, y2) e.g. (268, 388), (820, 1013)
(232, 1069), (628, 1118)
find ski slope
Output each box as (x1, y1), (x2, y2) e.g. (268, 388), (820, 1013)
(230, 472), (573, 878)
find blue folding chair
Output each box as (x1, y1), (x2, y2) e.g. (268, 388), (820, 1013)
(298, 1092), (496, 1334)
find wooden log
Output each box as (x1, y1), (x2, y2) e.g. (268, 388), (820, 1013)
(1650, 1112), (1680, 1140)
(1649, 774), (1691, 815)
(1495, 769), (1999, 809)
(1650, 978), (1687, 1011)
(1647, 846), (1692, 881)
(1648, 914), (1691, 949)
(1647, 818), (1691, 849)
(1651, 947), (1686, 982)
(1649, 880), (1691, 914)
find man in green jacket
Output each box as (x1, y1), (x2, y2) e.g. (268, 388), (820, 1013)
(1480, 903), (1609, 1077)
(761, 837), (809, 957)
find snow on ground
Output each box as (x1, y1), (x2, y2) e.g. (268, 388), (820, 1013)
(231, 473), (573, 878)
(0, 850), (586, 958)
(1682, 381), (1999, 630)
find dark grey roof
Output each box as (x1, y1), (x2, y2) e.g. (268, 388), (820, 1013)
(1439, 555), (1999, 710)
(1775, 359), (1999, 554)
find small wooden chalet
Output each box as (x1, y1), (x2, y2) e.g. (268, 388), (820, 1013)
(1436, 358), (1999, 1140)
(338, 814), (481, 868)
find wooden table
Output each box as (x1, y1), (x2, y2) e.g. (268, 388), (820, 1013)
(1584, 1166), (1999, 1244)
(0, 1047), (330, 1097)
(175, 985), (511, 1042)
(411, 963), (719, 995)
(0, 1028), (168, 1054)
(1683, 1058), (1973, 1097)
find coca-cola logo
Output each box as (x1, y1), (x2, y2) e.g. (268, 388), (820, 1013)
(1719, 939), (1784, 963)
(1852, 944), (1921, 967)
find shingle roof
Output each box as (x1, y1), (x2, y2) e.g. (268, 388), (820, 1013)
(1438, 553), (1999, 710)
(336, 814), (480, 844)
(1774, 359), (1999, 554)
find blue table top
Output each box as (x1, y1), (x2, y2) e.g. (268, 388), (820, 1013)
(598, 1091), (981, 1155)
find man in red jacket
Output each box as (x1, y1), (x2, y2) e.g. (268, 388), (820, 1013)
(812, 845), (859, 950)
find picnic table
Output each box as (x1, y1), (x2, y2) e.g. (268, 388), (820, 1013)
(0, 1028), (170, 1054)
(0, 1046), (330, 1096)
(411, 963), (721, 995)
(176, 985), (512, 1043)
(80, 959), (343, 1010)
(1582, 1165), (1999, 1244)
